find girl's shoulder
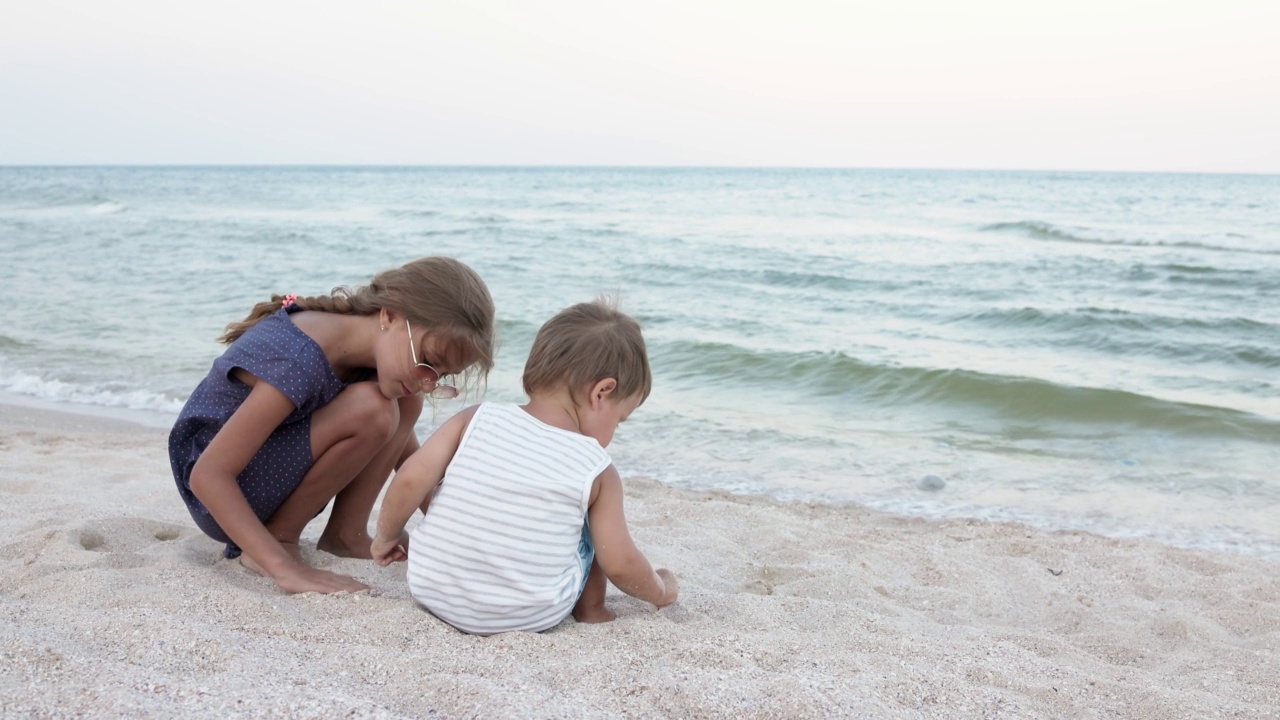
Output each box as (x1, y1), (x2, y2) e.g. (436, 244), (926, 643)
(222, 310), (317, 362)
(215, 309), (346, 403)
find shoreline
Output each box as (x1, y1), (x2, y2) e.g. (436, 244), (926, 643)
(1, 400), (1278, 717)
(0, 391), (177, 432)
(6, 392), (1278, 563)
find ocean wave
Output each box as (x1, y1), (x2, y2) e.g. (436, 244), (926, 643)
(577, 226), (627, 238)
(942, 307), (1280, 364)
(981, 220), (1278, 256)
(88, 202), (127, 215)
(622, 261), (879, 295)
(0, 369), (184, 415)
(1138, 262), (1280, 292)
(982, 220), (1092, 243)
(651, 339), (1280, 440)
(1, 190), (128, 214)
(463, 213), (510, 224)
(1162, 263), (1217, 274)
(946, 304), (1276, 335)
(757, 269), (863, 292)
(383, 208), (441, 218)
(1164, 270), (1280, 292)
(1233, 348), (1280, 369)
(411, 228), (468, 238)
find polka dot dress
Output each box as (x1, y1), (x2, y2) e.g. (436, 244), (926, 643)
(168, 307), (349, 558)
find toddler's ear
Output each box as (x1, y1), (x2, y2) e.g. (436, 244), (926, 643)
(590, 378), (618, 406)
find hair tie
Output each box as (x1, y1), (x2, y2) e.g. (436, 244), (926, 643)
(281, 293), (299, 308)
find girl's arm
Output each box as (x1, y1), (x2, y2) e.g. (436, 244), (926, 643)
(371, 404), (479, 565)
(188, 377), (364, 593)
(587, 466), (678, 608)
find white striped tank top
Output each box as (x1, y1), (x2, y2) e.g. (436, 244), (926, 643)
(407, 403), (612, 634)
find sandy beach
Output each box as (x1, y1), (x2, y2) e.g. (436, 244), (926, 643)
(1, 401), (1277, 719)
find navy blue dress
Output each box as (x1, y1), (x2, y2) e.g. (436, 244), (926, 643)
(169, 307), (349, 558)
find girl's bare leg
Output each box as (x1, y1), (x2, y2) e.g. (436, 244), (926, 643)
(247, 383), (416, 564)
(572, 559), (617, 624)
(317, 392), (423, 557)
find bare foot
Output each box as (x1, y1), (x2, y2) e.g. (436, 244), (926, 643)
(573, 603), (618, 624)
(239, 542), (305, 577)
(316, 530), (373, 559)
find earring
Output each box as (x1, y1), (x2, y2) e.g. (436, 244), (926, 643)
(380, 325), (386, 331)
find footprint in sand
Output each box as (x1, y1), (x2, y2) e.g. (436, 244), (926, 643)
(743, 564), (816, 596)
(73, 517), (187, 554)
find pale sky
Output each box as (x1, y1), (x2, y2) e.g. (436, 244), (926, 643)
(2, 0), (1277, 172)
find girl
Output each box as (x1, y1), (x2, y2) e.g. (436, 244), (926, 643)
(372, 299), (678, 633)
(169, 256), (495, 594)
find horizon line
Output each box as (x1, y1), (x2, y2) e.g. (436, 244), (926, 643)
(1, 163), (1277, 177)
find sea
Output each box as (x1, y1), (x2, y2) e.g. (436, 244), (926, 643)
(2, 166), (1277, 560)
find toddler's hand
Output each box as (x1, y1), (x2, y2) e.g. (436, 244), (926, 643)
(370, 533), (408, 566)
(654, 568), (679, 609)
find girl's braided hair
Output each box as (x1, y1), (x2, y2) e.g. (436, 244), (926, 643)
(219, 256), (496, 379)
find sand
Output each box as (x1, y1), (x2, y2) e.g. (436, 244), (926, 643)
(0, 401), (1277, 719)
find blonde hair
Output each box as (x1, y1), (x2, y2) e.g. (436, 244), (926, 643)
(522, 298), (652, 405)
(220, 257), (496, 380)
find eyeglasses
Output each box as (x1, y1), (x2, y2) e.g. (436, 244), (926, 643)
(406, 319), (458, 399)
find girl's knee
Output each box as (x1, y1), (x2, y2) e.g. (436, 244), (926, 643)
(337, 383), (400, 441)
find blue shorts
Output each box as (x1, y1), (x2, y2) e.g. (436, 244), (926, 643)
(180, 416), (316, 559)
(575, 519), (596, 601)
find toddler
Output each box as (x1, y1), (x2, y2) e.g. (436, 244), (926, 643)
(373, 299), (678, 632)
